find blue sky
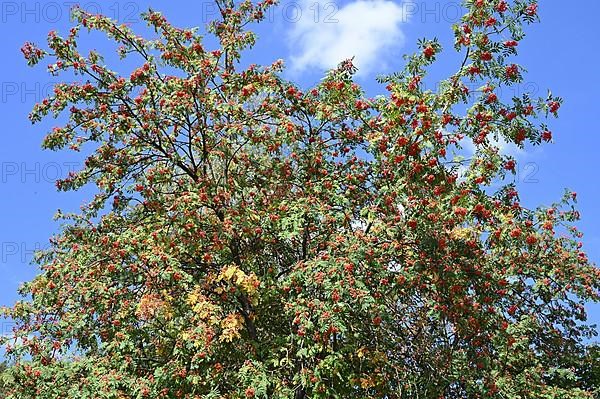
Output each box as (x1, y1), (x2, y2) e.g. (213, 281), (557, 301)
(1, 0), (599, 338)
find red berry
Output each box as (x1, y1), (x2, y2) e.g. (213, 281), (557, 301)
(504, 160), (516, 171)
(496, 1), (508, 12)
(484, 17), (497, 27)
(542, 130), (552, 142)
(423, 46), (435, 59)
(525, 3), (538, 16)
(485, 93), (498, 104)
(480, 52), (493, 61)
(526, 235), (537, 245)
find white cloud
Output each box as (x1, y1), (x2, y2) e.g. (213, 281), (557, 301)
(286, 0), (410, 77)
(461, 136), (525, 158)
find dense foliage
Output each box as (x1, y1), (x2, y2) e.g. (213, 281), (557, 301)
(1, 0), (599, 397)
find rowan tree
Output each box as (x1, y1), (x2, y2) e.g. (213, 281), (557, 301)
(1, 0), (599, 398)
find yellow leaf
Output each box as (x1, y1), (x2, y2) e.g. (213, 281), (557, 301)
(451, 227), (476, 240)
(359, 377), (375, 389)
(241, 274), (260, 296)
(235, 270), (246, 286)
(357, 347), (369, 359)
(219, 313), (244, 342)
(221, 265), (238, 281)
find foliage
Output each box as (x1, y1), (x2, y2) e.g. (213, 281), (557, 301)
(2, 0), (599, 397)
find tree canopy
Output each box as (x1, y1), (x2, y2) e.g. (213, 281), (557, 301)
(1, 0), (599, 398)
